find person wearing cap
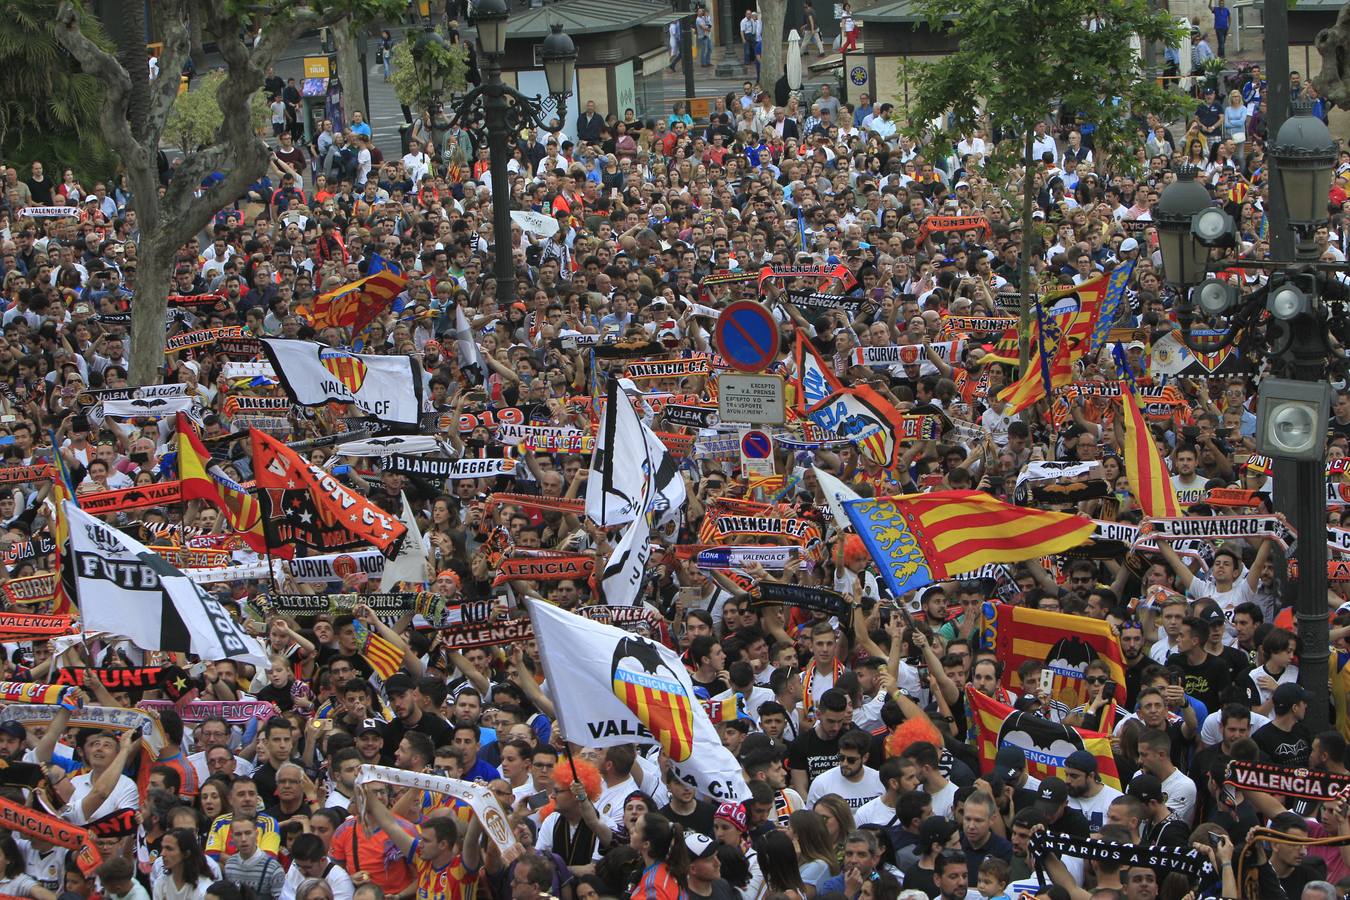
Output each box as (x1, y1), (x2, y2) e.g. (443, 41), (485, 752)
(1126, 773), (1189, 848)
(382, 671), (455, 762)
(1063, 749), (1122, 831)
(1253, 682), (1314, 768)
(1031, 776), (1090, 838)
(988, 745), (1039, 810)
(0, 720), (26, 765)
(683, 832), (736, 900)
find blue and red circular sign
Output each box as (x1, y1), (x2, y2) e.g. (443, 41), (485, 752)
(740, 430), (773, 459)
(715, 300), (780, 373)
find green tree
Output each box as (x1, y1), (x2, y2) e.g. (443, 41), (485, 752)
(0, 0), (113, 183)
(388, 32), (468, 117)
(166, 72), (271, 152)
(905, 0), (1184, 366)
(53, 0), (402, 386)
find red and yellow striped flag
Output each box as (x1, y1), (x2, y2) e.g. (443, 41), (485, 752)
(996, 275), (1109, 414)
(1120, 391), (1183, 517)
(175, 413), (271, 555)
(977, 601), (1126, 710)
(846, 490), (1094, 598)
(968, 686), (1121, 790)
(298, 269), (407, 333)
(354, 620), (404, 681)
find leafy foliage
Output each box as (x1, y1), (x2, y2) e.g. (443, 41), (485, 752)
(905, 0), (1186, 170)
(389, 33), (469, 111)
(0, 0), (113, 181)
(165, 72), (270, 151)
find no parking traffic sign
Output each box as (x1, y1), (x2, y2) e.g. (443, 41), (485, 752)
(715, 301), (779, 373)
(739, 428), (775, 477)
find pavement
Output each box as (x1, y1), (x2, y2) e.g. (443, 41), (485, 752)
(205, 23), (835, 160)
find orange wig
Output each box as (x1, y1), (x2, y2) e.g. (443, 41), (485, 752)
(884, 716), (944, 759)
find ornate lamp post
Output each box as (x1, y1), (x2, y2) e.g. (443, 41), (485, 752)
(452, 0), (576, 303)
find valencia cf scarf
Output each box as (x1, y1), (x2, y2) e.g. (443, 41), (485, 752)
(250, 428), (406, 557)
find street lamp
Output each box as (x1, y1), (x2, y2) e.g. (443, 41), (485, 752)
(1154, 105), (1338, 733)
(540, 24), (577, 124)
(451, 1), (576, 305)
(1268, 102), (1337, 235)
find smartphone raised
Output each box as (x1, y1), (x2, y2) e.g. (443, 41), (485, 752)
(527, 790), (550, 810)
(1038, 668), (1055, 695)
(1102, 681), (1118, 702)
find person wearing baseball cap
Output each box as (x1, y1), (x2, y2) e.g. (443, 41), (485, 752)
(1253, 682), (1313, 768)
(0, 721), (26, 763)
(1032, 776), (1089, 837)
(1126, 773), (1189, 848)
(683, 831), (728, 900)
(1063, 749), (1122, 831)
(991, 745), (1039, 810)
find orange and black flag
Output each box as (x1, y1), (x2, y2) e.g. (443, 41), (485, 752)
(176, 413), (272, 556)
(249, 428), (406, 557)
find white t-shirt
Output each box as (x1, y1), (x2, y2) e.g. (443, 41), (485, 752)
(854, 795), (899, 828)
(595, 776), (639, 828)
(64, 770), (140, 825)
(807, 766), (883, 809)
(1199, 708), (1272, 746)
(1188, 575), (1257, 645)
(1068, 784), (1122, 831)
(927, 780), (958, 818)
(279, 858), (354, 900)
(1134, 768), (1197, 825)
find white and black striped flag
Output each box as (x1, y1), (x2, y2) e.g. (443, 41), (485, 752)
(65, 503), (268, 665)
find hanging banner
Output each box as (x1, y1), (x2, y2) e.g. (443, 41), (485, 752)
(850, 342), (966, 367)
(76, 481), (184, 516)
(491, 555), (595, 586)
(165, 327), (247, 353)
(183, 560), (281, 584)
(223, 396), (293, 415)
(752, 582), (851, 618)
(218, 336), (263, 359)
(1225, 759), (1350, 801)
(0, 536), (55, 567)
(1145, 515), (1293, 545)
(757, 263), (857, 291)
(940, 316), (1018, 337)
(19, 205), (80, 218)
(138, 699), (279, 725)
(495, 422), (579, 444)
(0, 464), (53, 486)
(623, 357), (711, 380)
(78, 384), (187, 409)
(782, 290), (870, 315)
(1, 573), (56, 606)
(438, 616), (536, 650)
(663, 403), (721, 429)
(521, 432), (597, 453)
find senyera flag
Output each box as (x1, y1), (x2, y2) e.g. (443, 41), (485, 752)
(844, 489), (1093, 599)
(176, 413), (271, 555)
(977, 601), (1126, 710)
(967, 686), (1121, 791)
(525, 598), (750, 804)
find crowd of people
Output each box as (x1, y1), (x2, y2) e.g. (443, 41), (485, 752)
(0, 16), (1346, 900)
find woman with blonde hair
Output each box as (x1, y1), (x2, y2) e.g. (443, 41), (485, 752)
(788, 809), (839, 894)
(810, 795), (855, 864)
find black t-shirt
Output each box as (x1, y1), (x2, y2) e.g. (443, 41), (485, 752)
(661, 799), (717, 836)
(383, 709), (455, 759)
(900, 862), (939, 899)
(1278, 858), (1328, 900)
(686, 879), (739, 900)
(1165, 651), (1232, 712)
(1253, 720), (1313, 769)
(788, 726), (843, 781)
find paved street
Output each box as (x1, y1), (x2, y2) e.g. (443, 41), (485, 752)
(210, 23), (834, 161)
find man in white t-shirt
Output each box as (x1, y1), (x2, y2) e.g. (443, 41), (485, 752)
(594, 745), (641, 828)
(807, 731), (882, 809)
(854, 757), (913, 827)
(1064, 750), (1123, 831)
(50, 728), (140, 825)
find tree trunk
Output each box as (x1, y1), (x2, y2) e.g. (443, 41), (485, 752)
(760, 0), (787, 95)
(1017, 126), (1036, 370)
(129, 242), (173, 386)
(333, 18), (367, 121)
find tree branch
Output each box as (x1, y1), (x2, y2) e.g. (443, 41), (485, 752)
(53, 1), (139, 160)
(146, 0), (193, 149)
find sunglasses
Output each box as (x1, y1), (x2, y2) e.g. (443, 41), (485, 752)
(1085, 676), (1109, 685)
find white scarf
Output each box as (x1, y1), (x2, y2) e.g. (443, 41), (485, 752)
(356, 764), (522, 862)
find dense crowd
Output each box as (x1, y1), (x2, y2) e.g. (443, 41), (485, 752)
(0, 22), (1346, 900)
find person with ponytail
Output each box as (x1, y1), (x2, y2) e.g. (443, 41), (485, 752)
(631, 812), (689, 900)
